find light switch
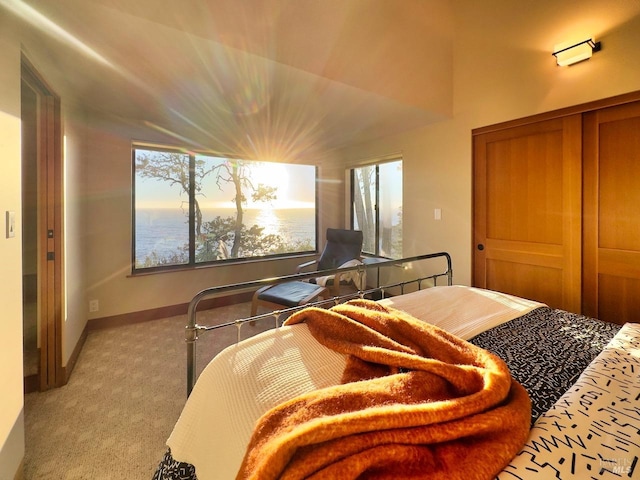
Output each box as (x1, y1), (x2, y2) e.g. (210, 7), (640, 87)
(6, 211), (15, 238)
(434, 208), (442, 220)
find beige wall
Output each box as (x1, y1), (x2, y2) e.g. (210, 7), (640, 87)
(333, 1), (640, 286)
(0, 22), (25, 479)
(62, 104), (89, 365)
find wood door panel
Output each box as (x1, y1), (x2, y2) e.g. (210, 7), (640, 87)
(486, 131), (564, 244)
(598, 118), (640, 251)
(474, 115), (582, 312)
(487, 239), (564, 267)
(486, 259), (563, 307)
(597, 274), (640, 325)
(583, 100), (640, 324)
(599, 249), (640, 278)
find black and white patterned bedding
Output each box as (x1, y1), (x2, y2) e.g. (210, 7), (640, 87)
(499, 322), (639, 479)
(153, 450), (196, 480)
(153, 306), (623, 480)
(469, 307), (621, 424)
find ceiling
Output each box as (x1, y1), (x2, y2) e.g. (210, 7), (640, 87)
(6, 0), (454, 158)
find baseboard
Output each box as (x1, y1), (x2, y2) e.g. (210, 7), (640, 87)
(13, 459), (24, 480)
(70, 293), (251, 383)
(62, 325), (88, 385)
(87, 291), (254, 331)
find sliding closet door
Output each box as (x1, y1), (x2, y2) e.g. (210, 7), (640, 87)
(583, 101), (640, 325)
(473, 115), (582, 312)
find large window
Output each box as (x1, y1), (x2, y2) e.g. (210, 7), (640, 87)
(351, 158), (402, 258)
(133, 146), (317, 272)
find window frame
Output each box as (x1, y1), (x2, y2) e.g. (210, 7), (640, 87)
(131, 144), (318, 274)
(349, 156), (403, 259)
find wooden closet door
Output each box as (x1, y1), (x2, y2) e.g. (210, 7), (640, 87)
(473, 115), (582, 312)
(583, 101), (640, 325)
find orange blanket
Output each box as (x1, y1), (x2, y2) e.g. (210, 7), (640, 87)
(236, 299), (531, 480)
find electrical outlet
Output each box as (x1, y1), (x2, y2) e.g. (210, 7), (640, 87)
(89, 299), (99, 313)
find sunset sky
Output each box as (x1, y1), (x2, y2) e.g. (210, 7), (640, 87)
(135, 154), (316, 210)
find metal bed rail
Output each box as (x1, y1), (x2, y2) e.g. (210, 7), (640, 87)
(185, 251), (453, 396)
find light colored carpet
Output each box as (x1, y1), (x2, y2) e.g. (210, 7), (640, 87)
(23, 302), (276, 479)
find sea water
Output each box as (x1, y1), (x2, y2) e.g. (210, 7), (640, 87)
(135, 207), (316, 262)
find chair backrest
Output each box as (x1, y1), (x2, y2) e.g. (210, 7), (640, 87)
(317, 228), (363, 270)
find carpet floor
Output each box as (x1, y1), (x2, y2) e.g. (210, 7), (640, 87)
(23, 302), (276, 479)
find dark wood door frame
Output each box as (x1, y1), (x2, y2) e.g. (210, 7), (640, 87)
(21, 54), (64, 391)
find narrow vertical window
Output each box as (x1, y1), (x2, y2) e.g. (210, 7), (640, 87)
(351, 158), (402, 258)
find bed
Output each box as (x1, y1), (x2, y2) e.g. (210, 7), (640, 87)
(154, 253), (639, 480)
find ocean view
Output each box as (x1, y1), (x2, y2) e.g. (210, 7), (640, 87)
(135, 207), (316, 262)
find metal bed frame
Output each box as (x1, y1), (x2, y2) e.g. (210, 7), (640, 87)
(185, 251), (453, 396)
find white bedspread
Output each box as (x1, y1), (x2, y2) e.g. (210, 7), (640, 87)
(166, 286), (543, 480)
(379, 285), (543, 339)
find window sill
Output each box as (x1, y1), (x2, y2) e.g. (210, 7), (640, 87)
(128, 252), (318, 277)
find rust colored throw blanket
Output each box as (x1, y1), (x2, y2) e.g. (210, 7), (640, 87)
(236, 300), (531, 480)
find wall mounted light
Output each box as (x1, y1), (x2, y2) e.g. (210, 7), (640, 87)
(552, 39), (601, 66)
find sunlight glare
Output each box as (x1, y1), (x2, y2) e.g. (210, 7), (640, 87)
(249, 163), (291, 208)
(254, 208), (279, 236)
(1, 0), (113, 68)
(1, 0), (152, 94)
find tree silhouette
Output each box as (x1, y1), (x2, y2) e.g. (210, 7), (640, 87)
(352, 161), (403, 258)
(213, 159), (277, 258)
(353, 165), (376, 253)
(135, 151), (282, 265)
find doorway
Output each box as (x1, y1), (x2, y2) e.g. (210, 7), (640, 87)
(21, 55), (64, 392)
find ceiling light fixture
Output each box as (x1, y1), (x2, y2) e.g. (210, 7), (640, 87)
(552, 38), (601, 66)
